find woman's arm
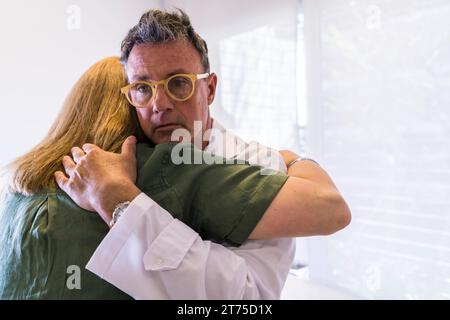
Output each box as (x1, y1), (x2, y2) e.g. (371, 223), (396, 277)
(248, 150), (351, 239)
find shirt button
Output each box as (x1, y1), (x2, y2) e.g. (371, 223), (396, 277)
(155, 257), (165, 266)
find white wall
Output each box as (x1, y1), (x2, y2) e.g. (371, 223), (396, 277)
(0, 0), (161, 167)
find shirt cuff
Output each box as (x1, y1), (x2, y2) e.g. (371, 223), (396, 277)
(143, 219), (198, 271)
(86, 192), (173, 278)
(86, 192), (200, 278)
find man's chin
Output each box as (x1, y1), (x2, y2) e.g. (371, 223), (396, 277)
(151, 126), (191, 144)
(151, 133), (185, 145)
(152, 135), (173, 144)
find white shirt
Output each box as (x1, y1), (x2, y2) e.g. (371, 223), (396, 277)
(86, 119), (295, 299)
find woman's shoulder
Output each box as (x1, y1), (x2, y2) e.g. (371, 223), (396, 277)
(136, 142), (186, 169)
(1, 190), (106, 233)
(2, 191), (62, 212)
(136, 142), (155, 168)
(2, 190), (81, 210)
(3, 191), (50, 203)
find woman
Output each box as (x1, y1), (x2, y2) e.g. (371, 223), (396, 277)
(0, 57), (350, 299)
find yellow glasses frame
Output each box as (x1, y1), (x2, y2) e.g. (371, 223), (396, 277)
(121, 73), (210, 108)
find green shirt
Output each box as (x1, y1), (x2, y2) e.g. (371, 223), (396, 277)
(0, 143), (288, 299)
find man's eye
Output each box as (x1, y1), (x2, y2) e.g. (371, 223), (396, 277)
(136, 84), (150, 93)
(171, 77), (190, 88)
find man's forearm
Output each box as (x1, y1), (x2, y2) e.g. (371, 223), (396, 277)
(288, 159), (339, 191)
(248, 150), (351, 239)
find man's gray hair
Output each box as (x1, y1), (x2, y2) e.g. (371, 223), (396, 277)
(121, 8), (210, 73)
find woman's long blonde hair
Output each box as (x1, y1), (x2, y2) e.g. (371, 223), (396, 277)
(6, 57), (145, 195)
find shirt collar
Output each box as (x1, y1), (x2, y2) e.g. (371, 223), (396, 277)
(204, 119), (248, 159)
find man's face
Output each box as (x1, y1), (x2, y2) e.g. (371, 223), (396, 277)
(125, 40), (217, 147)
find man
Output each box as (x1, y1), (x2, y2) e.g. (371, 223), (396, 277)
(55, 9), (350, 299)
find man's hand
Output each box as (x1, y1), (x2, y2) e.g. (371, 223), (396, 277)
(54, 136), (141, 225)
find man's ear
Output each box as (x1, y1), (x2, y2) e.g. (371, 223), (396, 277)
(207, 73), (218, 106)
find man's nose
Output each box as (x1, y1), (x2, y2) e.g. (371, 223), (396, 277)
(151, 84), (174, 113)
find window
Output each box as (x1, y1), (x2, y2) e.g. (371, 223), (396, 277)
(304, 0), (450, 299)
(219, 24), (301, 151)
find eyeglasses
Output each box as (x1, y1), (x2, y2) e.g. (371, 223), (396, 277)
(121, 73), (210, 108)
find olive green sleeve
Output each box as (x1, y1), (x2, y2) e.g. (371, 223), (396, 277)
(187, 164), (289, 246)
(136, 143), (289, 246)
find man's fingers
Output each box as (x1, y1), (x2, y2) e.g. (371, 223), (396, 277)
(121, 136), (137, 158)
(62, 155), (76, 176)
(54, 171), (69, 191)
(71, 147), (86, 163)
(82, 143), (100, 154)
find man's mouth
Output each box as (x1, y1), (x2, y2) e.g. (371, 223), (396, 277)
(154, 123), (183, 132)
